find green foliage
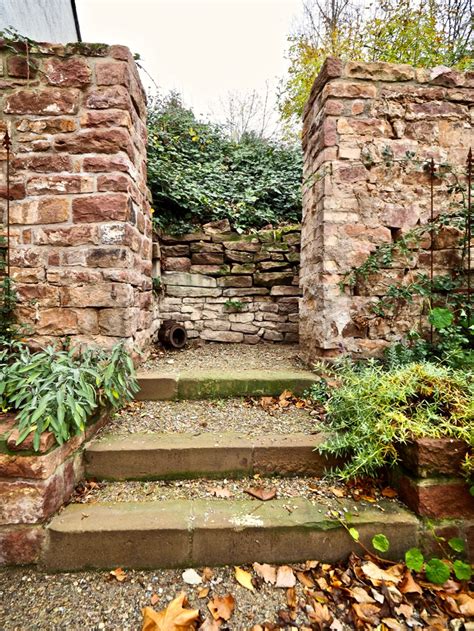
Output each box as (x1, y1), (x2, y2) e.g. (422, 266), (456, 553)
(315, 361), (473, 480)
(405, 547), (425, 572)
(147, 94), (302, 234)
(0, 343), (138, 451)
(0, 276), (19, 344)
(424, 558), (451, 584)
(448, 537), (465, 553)
(453, 559), (472, 581)
(224, 299), (244, 312)
(152, 277), (162, 295)
(372, 534), (390, 553)
(280, 0), (473, 122)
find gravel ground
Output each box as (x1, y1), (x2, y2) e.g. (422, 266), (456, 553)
(0, 565), (336, 631)
(72, 476), (384, 514)
(141, 343), (307, 373)
(101, 399), (319, 437)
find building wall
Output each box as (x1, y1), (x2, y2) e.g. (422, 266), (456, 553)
(156, 223), (301, 343)
(0, 0), (80, 44)
(301, 58), (473, 361)
(0, 41), (155, 351)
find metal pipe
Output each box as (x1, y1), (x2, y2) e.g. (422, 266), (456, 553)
(467, 147), (472, 329)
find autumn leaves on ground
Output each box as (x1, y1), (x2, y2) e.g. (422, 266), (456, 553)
(138, 554), (473, 630)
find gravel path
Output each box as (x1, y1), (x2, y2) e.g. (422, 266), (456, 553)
(102, 399), (319, 436)
(0, 565), (339, 631)
(141, 343), (307, 373)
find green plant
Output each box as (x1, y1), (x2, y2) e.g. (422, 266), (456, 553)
(224, 299), (244, 312)
(314, 361), (473, 480)
(147, 93), (302, 234)
(152, 277), (162, 295)
(0, 343), (138, 451)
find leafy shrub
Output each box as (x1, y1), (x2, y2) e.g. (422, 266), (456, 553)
(147, 94), (302, 234)
(316, 361), (473, 480)
(0, 343), (138, 451)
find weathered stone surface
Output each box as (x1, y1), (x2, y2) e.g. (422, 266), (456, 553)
(43, 57), (91, 87)
(4, 88), (79, 115)
(54, 128), (133, 157)
(201, 330), (244, 343)
(72, 193), (129, 223)
(397, 438), (469, 478)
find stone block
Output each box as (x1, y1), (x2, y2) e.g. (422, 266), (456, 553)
(217, 275), (252, 288)
(162, 272), (217, 288)
(254, 272), (294, 287)
(166, 286), (222, 298)
(397, 438), (469, 478)
(191, 252), (224, 265)
(54, 128), (133, 158)
(72, 194), (129, 223)
(228, 313), (254, 323)
(4, 88), (80, 115)
(270, 286), (301, 296)
(161, 245), (190, 257)
(201, 330), (244, 343)
(61, 283), (134, 308)
(43, 57), (91, 87)
(163, 257), (191, 272)
(0, 526), (45, 565)
(230, 323), (259, 334)
(190, 242), (223, 254)
(224, 250), (254, 263)
(26, 175), (94, 196)
(190, 265), (230, 275)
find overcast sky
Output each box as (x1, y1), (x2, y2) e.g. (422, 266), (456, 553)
(76, 0), (302, 120)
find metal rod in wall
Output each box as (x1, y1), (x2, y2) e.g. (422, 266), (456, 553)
(467, 147), (472, 329)
(429, 157), (436, 345)
(2, 130), (11, 279)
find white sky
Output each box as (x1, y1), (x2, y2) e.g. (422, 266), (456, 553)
(76, 0), (302, 120)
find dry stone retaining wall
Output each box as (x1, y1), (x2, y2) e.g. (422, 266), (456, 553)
(0, 41), (155, 351)
(301, 58), (473, 360)
(155, 224), (301, 343)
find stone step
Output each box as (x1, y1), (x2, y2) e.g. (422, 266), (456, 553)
(42, 498), (419, 571)
(85, 432), (338, 480)
(136, 369), (317, 401)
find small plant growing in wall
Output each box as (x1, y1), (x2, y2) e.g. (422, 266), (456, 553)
(224, 299), (244, 312)
(152, 277), (162, 296)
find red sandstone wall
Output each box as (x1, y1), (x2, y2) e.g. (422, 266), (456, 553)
(301, 58), (473, 360)
(0, 41), (155, 351)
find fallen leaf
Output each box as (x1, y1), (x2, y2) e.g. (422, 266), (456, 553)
(276, 565), (296, 588)
(382, 617), (405, 630)
(279, 390), (293, 400)
(209, 487), (232, 499)
(352, 603), (381, 625)
(381, 487), (398, 498)
(142, 592), (199, 631)
(207, 594), (235, 621)
(296, 571), (315, 587)
(202, 568), (214, 582)
(329, 486), (346, 498)
(234, 566), (254, 591)
(182, 569), (202, 585)
(260, 396), (274, 410)
(197, 618), (220, 631)
(110, 567), (127, 582)
(456, 593), (474, 617)
(253, 562), (276, 585)
(308, 602), (332, 625)
(349, 586), (376, 604)
(286, 587), (297, 608)
(197, 587), (210, 599)
(361, 561), (402, 585)
(150, 593), (160, 606)
(295, 400), (306, 409)
(245, 487), (277, 501)
(278, 398), (291, 408)
(395, 603), (414, 619)
(399, 570), (422, 595)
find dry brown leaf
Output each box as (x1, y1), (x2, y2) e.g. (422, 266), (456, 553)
(150, 593), (160, 606)
(234, 566), (254, 591)
(210, 487), (232, 499)
(395, 603), (414, 619)
(399, 571), (422, 595)
(142, 592), (199, 631)
(361, 561), (402, 585)
(329, 487), (345, 498)
(197, 587), (210, 599)
(317, 576), (329, 591)
(349, 586), (376, 604)
(197, 618), (221, 631)
(279, 390), (293, 400)
(253, 562), (276, 585)
(352, 603), (381, 625)
(276, 565), (296, 588)
(295, 400), (306, 409)
(456, 593), (474, 617)
(245, 486), (277, 501)
(202, 568), (214, 582)
(110, 567), (127, 582)
(278, 399), (291, 408)
(207, 594), (235, 621)
(308, 602), (332, 625)
(296, 571), (315, 587)
(381, 487), (398, 498)
(382, 617), (405, 630)
(286, 587), (297, 608)
(260, 396), (274, 409)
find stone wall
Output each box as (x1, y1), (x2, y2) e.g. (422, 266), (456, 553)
(301, 58), (473, 360)
(155, 222), (301, 343)
(0, 41), (155, 351)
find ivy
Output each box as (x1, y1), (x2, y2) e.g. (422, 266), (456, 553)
(147, 94), (302, 234)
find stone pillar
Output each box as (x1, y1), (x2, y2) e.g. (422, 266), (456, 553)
(0, 41), (154, 351)
(301, 58), (473, 361)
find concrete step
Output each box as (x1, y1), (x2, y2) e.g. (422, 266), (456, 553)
(85, 432), (338, 480)
(136, 369), (317, 401)
(42, 498), (419, 571)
